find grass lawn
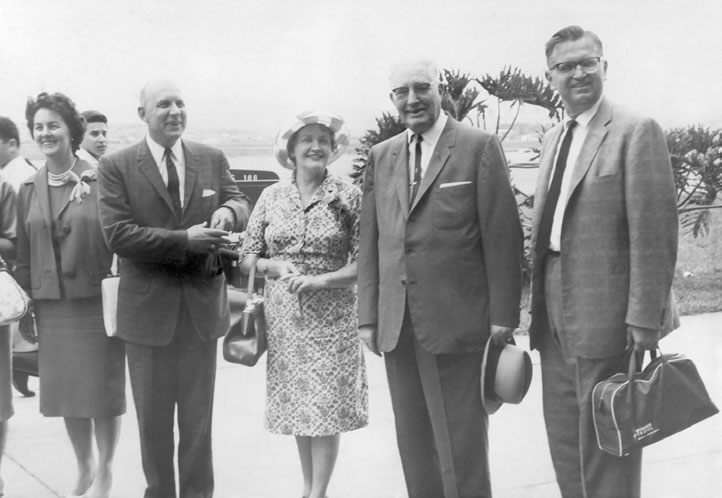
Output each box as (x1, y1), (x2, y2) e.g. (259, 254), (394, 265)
(517, 208), (721, 333)
(674, 209), (722, 315)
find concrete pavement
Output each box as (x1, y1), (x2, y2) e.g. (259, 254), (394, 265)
(3, 312), (721, 498)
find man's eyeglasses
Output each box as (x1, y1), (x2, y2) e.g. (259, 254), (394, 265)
(391, 83), (433, 99)
(549, 57), (603, 76)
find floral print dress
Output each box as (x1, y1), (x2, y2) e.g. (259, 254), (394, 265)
(242, 173), (368, 436)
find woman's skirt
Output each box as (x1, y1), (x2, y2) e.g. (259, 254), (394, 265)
(0, 325), (13, 421)
(35, 296), (125, 418)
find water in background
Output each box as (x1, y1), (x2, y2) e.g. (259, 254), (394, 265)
(229, 152), (539, 197)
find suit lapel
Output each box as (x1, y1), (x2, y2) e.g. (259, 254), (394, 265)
(182, 141), (199, 221)
(32, 166), (53, 227)
(565, 99), (611, 205)
(137, 141), (178, 218)
(392, 134), (410, 220)
(532, 124), (564, 226)
(410, 118), (455, 212)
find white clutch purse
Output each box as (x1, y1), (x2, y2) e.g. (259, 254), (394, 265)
(0, 268), (31, 325)
(101, 255), (119, 337)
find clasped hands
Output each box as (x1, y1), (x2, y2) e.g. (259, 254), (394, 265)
(275, 261), (325, 294)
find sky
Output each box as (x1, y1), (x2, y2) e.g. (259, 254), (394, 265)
(1, 0), (721, 141)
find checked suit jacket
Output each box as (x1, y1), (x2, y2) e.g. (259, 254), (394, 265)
(529, 98), (679, 358)
(358, 116), (523, 354)
(98, 139), (249, 346)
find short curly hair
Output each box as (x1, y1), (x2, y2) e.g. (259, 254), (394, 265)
(25, 92), (85, 153)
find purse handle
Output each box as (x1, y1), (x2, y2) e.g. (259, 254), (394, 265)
(245, 254), (260, 296)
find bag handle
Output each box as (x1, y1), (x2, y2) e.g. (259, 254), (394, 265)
(110, 254), (119, 277)
(627, 347), (661, 379)
(245, 254), (260, 296)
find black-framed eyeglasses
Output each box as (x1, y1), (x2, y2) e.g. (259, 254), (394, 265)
(549, 57), (603, 76)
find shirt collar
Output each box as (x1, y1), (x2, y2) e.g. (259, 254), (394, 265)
(566, 95), (603, 129)
(406, 112), (448, 144)
(145, 135), (183, 166)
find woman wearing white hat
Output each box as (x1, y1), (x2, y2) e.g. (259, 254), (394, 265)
(241, 111), (368, 498)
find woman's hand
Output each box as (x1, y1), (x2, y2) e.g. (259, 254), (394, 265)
(279, 273), (327, 294)
(19, 312), (38, 344)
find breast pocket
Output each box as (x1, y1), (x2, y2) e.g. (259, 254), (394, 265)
(432, 182), (475, 229)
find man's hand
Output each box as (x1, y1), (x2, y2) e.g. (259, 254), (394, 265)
(19, 312), (37, 344)
(358, 325), (381, 356)
(187, 222), (229, 254)
(209, 207), (236, 231)
(489, 324), (515, 345)
(626, 324), (661, 352)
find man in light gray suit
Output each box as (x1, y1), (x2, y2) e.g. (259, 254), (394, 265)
(529, 26), (678, 498)
(358, 59), (523, 498)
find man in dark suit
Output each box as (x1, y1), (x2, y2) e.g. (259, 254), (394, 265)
(358, 59), (523, 498)
(98, 78), (250, 498)
(529, 26), (678, 498)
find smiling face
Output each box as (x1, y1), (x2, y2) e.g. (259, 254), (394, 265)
(138, 80), (186, 147)
(32, 108), (73, 159)
(80, 121), (108, 158)
(389, 61), (442, 134)
(290, 124), (333, 173)
(546, 35), (607, 117)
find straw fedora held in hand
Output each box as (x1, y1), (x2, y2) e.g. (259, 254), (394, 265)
(481, 336), (533, 414)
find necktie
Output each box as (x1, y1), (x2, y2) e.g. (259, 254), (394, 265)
(535, 120), (577, 255)
(410, 134), (422, 205)
(164, 147), (182, 216)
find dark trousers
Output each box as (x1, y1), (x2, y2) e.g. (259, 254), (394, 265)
(125, 304), (217, 498)
(385, 310), (490, 498)
(540, 254), (642, 498)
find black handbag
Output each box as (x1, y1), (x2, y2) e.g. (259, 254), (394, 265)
(592, 348), (718, 456)
(222, 255), (267, 366)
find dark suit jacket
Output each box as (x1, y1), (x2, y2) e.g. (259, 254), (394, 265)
(97, 139), (249, 346)
(529, 98), (678, 358)
(358, 117), (523, 354)
(15, 161), (112, 299)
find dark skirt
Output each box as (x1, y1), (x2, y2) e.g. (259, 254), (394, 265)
(0, 325), (12, 421)
(35, 296), (126, 418)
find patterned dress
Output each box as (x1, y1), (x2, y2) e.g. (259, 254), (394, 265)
(243, 173), (368, 436)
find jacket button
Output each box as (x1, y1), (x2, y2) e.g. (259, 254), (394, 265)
(62, 226), (71, 234)
(65, 270), (76, 278)
(405, 246), (412, 254)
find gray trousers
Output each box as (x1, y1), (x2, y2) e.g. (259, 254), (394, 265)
(540, 254), (642, 498)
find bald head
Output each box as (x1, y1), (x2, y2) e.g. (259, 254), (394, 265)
(138, 78), (187, 147)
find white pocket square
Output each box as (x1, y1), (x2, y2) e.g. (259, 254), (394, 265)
(202, 189), (216, 197)
(439, 181), (472, 189)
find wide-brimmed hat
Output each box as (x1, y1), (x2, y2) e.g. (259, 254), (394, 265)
(274, 110), (350, 169)
(481, 336), (533, 414)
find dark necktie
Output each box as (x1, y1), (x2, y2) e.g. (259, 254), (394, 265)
(164, 147), (182, 216)
(410, 134), (422, 205)
(535, 120), (577, 255)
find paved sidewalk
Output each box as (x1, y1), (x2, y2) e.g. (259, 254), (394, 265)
(3, 313), (721, 498)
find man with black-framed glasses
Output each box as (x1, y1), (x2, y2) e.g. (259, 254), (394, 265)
(529, 25), (679, 498)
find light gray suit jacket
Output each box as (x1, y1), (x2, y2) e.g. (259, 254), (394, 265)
(529, 98), (678, 358)
(358, 117), (523, 354)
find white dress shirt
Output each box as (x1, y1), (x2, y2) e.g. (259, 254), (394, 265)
(406, 112), (448, 185)
(76, 147), (99, 168)
(146, 136), (186, 208)
(548, 97), (603, 251)
(0, 156), (36, 193)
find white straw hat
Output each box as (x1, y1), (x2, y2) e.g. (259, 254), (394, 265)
(274, 110), (350, 169)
